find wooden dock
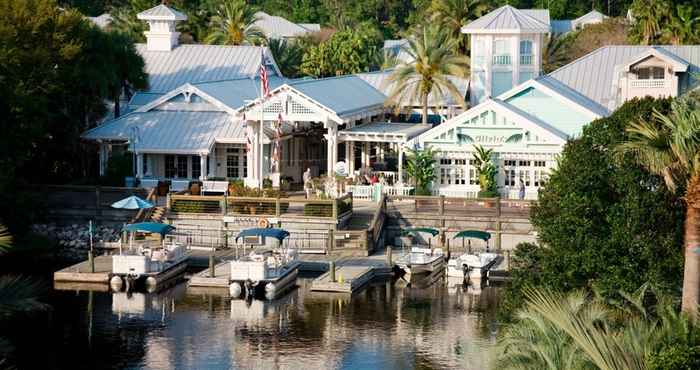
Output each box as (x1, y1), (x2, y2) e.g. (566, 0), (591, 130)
(53, 255), (112, 283)
(310, 263), (394, 293)
(189, 262), (231, 288)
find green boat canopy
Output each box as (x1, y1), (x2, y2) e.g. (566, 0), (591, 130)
(454, 230), (491, 241)
(236, 228), (290, 242)
(400, 227), (440, 237)
(123, 222), (175, 236)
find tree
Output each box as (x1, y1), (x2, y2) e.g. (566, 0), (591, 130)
(498, 286), (700, 370)
(109, 0), (158, 42)
(300, 27), (382, 77)
(105, 31), (148, 118)
(628, 0), (669, 45)
(428, 0), (490, 55)
(205, 0), (266, 45)
(662, 4), (700, 45)
(405, 147), (436, 195)
(501, 97), (684, 316)
(384, 24), (468, 124)
(267, 38), (303, 78)
(616, 94), (700, 316)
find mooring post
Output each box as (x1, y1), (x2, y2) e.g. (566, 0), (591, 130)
(88, 250), (95, 273)
(329, 261), (336, 282)
(209, 253), (215, 278)
(386, 246), (393, 266)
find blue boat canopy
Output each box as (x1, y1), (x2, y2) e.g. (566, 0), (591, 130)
(454, 230), (491, 241)
(236, 228), (290, 242)
(123, 222), (175, 236)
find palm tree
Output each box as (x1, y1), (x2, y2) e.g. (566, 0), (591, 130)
(267, 38), (303, 78)
(385, 24), (469, 124)
(205, 0), (266, 46)
(105, 32), (148, 118)
(542, 34), (570, 74)
(629, 0), (668, 45)
(428, 0), (490, 55)
(0, 225), (11, 255)
(662, 4), (700, 45)
(616, 95), (700, 316)
(0, 225), (48, 319)
(109, 0), (158, 42)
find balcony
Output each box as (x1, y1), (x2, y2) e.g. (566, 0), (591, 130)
(520, 55), (533, 65)
(493, 54), (511, 65)
(630, 79), (667, 88)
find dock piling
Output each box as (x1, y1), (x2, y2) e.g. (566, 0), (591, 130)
(88, 250), (95, 273)
(386, 246), (392, 266)
(329, 261), (336, 282)
(209, 253), (215, 277)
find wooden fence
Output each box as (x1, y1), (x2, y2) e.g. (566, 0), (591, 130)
(386, 195), (532, 219)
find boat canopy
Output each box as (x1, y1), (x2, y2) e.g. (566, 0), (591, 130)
(236, 228), (290, 242)
(454, 230), (491, 241)
(123, 222), (175, 236)
(400, 227), (440, 237)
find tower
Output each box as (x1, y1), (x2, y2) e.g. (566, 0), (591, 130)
(137, 4), (188, 52)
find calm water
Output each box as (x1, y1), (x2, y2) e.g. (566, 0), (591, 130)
(8, 275), (501, 370)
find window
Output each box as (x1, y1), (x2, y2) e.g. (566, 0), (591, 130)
(142, 153), (148, 176)
(519, 40), (533, 65)
(503, 160), (517, 187)
(176, 155), (188, 178)
(165, 155), (175, 178)
(439, 158), (467, 185)
(191, 155), (201, 179)
(226, 147), (247, 179)
(637, 66), (664, 80)
(472, 39), (486, 67)
(493, 39), (511, 65)
(518, 71), (534, 84)
(468, 159), (479, 185)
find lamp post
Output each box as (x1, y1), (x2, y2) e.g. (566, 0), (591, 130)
(130, 126), (140, 184)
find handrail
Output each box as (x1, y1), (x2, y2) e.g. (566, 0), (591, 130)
(130, 187), (157, 223)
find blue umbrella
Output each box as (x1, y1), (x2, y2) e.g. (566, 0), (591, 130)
(123, 222), (175, 237)
(111, 195), (154, 210)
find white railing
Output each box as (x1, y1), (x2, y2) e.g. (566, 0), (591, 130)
(520, 55), (533, 65)
(347, 185), (414, 201)
(493, 55), (512, 65)
(375, 171), (400, 185)
(431, 187), (539, 200)
(630, 79), (667, 89)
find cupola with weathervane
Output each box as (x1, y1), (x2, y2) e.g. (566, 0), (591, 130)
(137, 4), (188, 52)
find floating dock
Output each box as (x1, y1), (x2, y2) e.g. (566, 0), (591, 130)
(53, 255), (186, 292)
(310, 264), (393, 293)
(189, 262), (231, 288)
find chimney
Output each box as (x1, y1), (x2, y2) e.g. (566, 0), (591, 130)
(136, 4), (187, 52)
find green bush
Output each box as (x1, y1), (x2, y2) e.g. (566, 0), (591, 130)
(648, 346), (700, 370)
(303, 203), (333, 217)
(477, 190), (499, 198)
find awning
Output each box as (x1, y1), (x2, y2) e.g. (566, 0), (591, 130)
(338, 122), (433, 143)
(236, 228), (290, 242)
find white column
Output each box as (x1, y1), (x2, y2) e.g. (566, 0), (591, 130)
(208, 147), (216, 178)
(398, 145), (404, 185)
(200, 155), (207, 180)
(326, 120), (338, 176)
(136, 153), (144, 179)
(512, 35), (520, 87)
(348, 141), (355, 175)
(245, 121), (259, 188)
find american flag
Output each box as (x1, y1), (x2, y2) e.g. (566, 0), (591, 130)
(271, 113), (283, 172)
(259, 50), (270, 98)
(242, 113), (252, 152)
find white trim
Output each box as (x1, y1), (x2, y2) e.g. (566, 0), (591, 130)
(623, 48), (689, 73)
(135, 83), (239, 116)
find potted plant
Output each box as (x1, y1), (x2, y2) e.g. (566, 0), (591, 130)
(405, 147), (437, 197)
(472, 145), (499, 206)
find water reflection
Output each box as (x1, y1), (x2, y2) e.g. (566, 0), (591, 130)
(43, 273), (501, 370)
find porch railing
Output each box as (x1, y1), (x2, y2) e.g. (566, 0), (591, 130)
(167, 193), (352, 221)
(386, 195), (533, 219)
(347, 185), (413, 201)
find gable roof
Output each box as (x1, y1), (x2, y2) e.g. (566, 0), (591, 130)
(288, 75), (387, 118)
(253, 12), (315, 39)
(462, 5), (550, 34)
(136, 4), (187, 21)
(135, 44), (279, 93)
(546, 45), (700, 110)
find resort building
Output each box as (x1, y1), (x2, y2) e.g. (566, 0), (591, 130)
(253, 11), (320, 40)
(83, 4), (700, 200)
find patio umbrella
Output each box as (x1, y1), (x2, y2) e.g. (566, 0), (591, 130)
(453, 230), (491, 242)
(400, 227), (440, 237)
(111, 195), (154, 210)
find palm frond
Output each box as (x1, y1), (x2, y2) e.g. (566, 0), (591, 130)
(0, 225), (11, 255)
(0, 276), (50, 319)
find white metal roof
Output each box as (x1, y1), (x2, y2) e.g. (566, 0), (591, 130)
(356, 69), (469, 107)
(288, 75), (387, 118)
(338, 122), (433, 143)
(546, 45), (700, 110)
(82, 111), (241, 154)
(136, 4), (187, 21)
(87, 13), (112, 29)
(298, 23), (321, 32)
(253, 12), (314, 39)
(462, 5), (550, 34)
(382, 39), (414, 64)
(135, 44), (277, 93)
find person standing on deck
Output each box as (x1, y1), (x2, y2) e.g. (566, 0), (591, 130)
(518, 178), (526, 200)
(303, 168), (312, 199)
